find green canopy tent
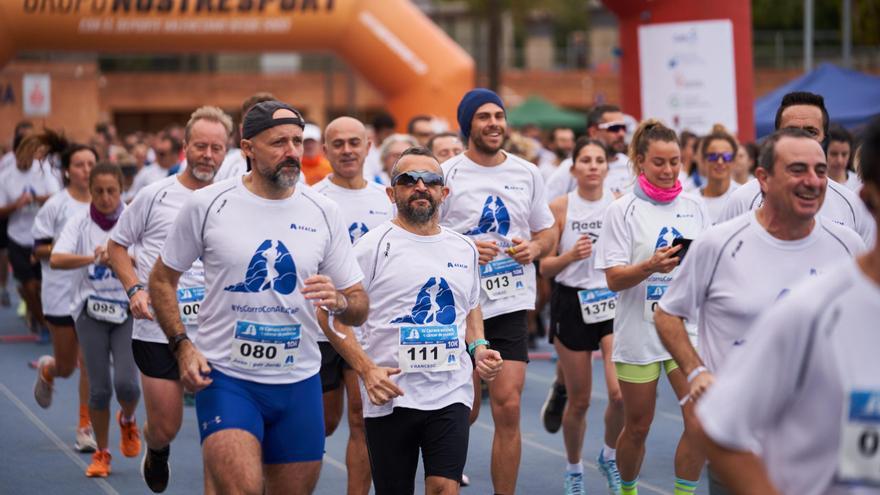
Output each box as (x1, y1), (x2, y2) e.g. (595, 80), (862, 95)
(507, 95), (586, 131)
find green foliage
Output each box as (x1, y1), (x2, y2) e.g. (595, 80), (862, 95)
(752, 0), (880, 44)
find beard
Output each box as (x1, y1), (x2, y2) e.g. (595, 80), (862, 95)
(262, 157), (301, 189)
(189, 161), (217, 182)
(396, 191), (437, 224)
(471, 130), (504, 155)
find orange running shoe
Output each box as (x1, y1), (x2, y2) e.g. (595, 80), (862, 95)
(85, 450), (112, 478)
(117, 411), (142, 458)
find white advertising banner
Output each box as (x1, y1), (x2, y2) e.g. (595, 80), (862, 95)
(638, 20), (738, 135)
(23, 74), (51, 116)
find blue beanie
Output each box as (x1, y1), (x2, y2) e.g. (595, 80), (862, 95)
(457, 88), (505, 141)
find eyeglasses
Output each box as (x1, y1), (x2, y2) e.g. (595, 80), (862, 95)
(598, 122), (627, 133)
(706, 152), (735, 163)
(391, 170), (444, 187)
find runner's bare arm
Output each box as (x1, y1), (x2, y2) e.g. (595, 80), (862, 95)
(604, 244), (682, 292)
(108, 239), (153, 320)
(49, 251), (94, 269)
(655, 307), (713, 401)
(703, 432), (781, 495)
(465, 306), (502, 382)
(302, 277), (368, 326)
(316, 309), (403, 405)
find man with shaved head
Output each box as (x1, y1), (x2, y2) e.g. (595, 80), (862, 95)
(312, 116), (394, 495)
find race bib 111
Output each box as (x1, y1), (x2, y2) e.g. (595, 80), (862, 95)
(398, 325), (461, 373)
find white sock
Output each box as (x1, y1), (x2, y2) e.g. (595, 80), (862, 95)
(566, 461), (584, 474)
(602, 444), (616, 461)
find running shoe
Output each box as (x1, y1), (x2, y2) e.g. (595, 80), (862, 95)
(597, 451), (622, 495)
(564, 472), (585, 495)
(117, 411), (142, 457)
(460, 473), (469, 487)
(141, 446), (170, 493)
(85, 450), (112, 478)
(540, 381), (567, 433)
(17, 299), (26, 318)
(75, 425), (97, 453)
(33, 355), (54, 408)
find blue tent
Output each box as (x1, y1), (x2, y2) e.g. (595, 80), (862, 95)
(754, 63), (880, 138)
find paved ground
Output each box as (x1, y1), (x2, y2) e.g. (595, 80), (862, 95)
(0, 296), (708, 494)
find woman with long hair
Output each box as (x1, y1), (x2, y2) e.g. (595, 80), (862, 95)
(697, 125), (740, 224)
(595, 119), (710, 495)
(51, 163), (141, 478)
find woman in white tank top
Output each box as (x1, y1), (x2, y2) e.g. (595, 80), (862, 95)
(539, 138), (623, 492)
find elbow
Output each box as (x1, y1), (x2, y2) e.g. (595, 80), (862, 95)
(49, 255), (61, 270)
(606, 276), (623, 293)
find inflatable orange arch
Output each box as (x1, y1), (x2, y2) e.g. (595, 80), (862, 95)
(0, 0), (475, 127)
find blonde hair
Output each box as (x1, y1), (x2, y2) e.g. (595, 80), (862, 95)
(185, 106), (233, 141)
(628, 119), (679, 176)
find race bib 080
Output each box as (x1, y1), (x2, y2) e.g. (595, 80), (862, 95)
(480, 257), (526, 300)
(578, 288), (617, 324)
(230, 321), (300, 371)
(86, 295), (128, 324)
(836, 390), (880, 486)
(177, 287), (204, 326)
(398, 325), (461, 373)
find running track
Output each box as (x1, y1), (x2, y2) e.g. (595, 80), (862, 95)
(0, 296), (708, 494)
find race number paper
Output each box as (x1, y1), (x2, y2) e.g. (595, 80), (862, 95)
(230, 321), (301, 371)
(177, 286), (204, 326)
(480, 257), (526, 300)
(398, 325), (460, 372)
(578, 288), (617, 324)
(837, 390), (880, 486)
(86, 295), (128, 324)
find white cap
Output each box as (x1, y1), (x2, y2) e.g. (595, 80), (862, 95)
(303, 123), (321, 142)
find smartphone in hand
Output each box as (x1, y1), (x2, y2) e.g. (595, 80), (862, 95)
(672, 237), (693, 262)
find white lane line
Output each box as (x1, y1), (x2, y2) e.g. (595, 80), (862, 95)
(472, 419), (673, 495)
(526, 370), (683, 423)
(0, 381), (120, 495)
(323, 452), (347, 472)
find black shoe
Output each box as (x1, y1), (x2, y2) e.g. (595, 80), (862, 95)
(540, 381), (567, 433)
(140, 446), (170, 493)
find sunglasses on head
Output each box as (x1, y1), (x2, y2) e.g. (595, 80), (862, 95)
(706, 152), (735, 163)
(598, 122), (627, 133)
(391, 170), (444, 187)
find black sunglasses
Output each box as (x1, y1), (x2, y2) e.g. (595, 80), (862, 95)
(391, 170), (444, 187)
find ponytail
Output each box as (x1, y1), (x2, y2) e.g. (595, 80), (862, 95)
(628, 119), (678, 177)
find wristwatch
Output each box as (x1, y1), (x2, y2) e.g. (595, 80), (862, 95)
(168, 333), (190, 355)
(126, 283), (145, 299)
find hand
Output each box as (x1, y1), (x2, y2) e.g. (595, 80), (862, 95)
(360, 366), (404, 406)
(509, 237), (541, 265)
(302, 275), (342, 310)
(128, 289), (154, 320)
(474, 348), (503, 382)
(644, 244), (682, 274)
(688, 370), (715, 402)
(176, 341), (212, 392)
(14, 192), (32, 209)
(474, 240), (500, 265)
(93, 245), (110, 265)
(567, 235), (593, 261)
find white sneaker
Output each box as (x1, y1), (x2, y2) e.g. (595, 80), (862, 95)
(75, 425), (98, 453)
(33, 355), (54, 409)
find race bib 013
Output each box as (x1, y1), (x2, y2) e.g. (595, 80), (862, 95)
(230, 321), (301, 371)
(578, 288), (617, 324)
(177, 287), (205, 326)
(836, 390), (880, 487)
(480, 257), (526, 300)
(86, 295), (128, 324)
(398, 325), (461, 373)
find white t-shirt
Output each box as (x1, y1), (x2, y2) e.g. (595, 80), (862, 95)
(440, 152), (555, 319)
(594, 192), (709, 364)
(0, 161), (62, 246)
(699, 181), (740, 225)
(545, 152), (631, 203)
(31, 190), (89, 316)
(698, 260), (880, 495)
(53, 211), (127, 320)
(110, 175), (206, 343)
(0, 151), (16, 173)
(555, 190), (614, 289)
(835, 172), (863, 193)
(717, 178), (876, 247)
(160, 176), (364, 385)
(214, 148), (248, 182)
(312, 176), (394, 244)
(353, 222), (480, 418)
(659, 211), (865, 372)
(129, 163), (173, 199)
(362, 147), (384, 184)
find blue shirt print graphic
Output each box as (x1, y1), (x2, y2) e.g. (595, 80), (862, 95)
(88, 265), (116, 281)
(348, 222), (369, 243)
(224, 240), (297, 295)
(391, 277), (456, 325)
(654, 226), (683, 249)
(464, 196), (510, 236)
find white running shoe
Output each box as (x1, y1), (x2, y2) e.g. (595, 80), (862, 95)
(75, 425), (98, 453)
(33, 355), (54, 409)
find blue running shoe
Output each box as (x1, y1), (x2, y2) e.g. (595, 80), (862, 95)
(597, 451), (622, 495)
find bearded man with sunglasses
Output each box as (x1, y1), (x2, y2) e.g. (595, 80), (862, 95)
(352, 147), (503, 494)
(440, 88), (556, 494)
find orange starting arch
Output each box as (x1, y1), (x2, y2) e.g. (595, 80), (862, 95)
(0, 0), (475, 127)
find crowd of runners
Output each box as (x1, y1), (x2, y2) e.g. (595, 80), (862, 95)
(2, 86), (878, 495)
